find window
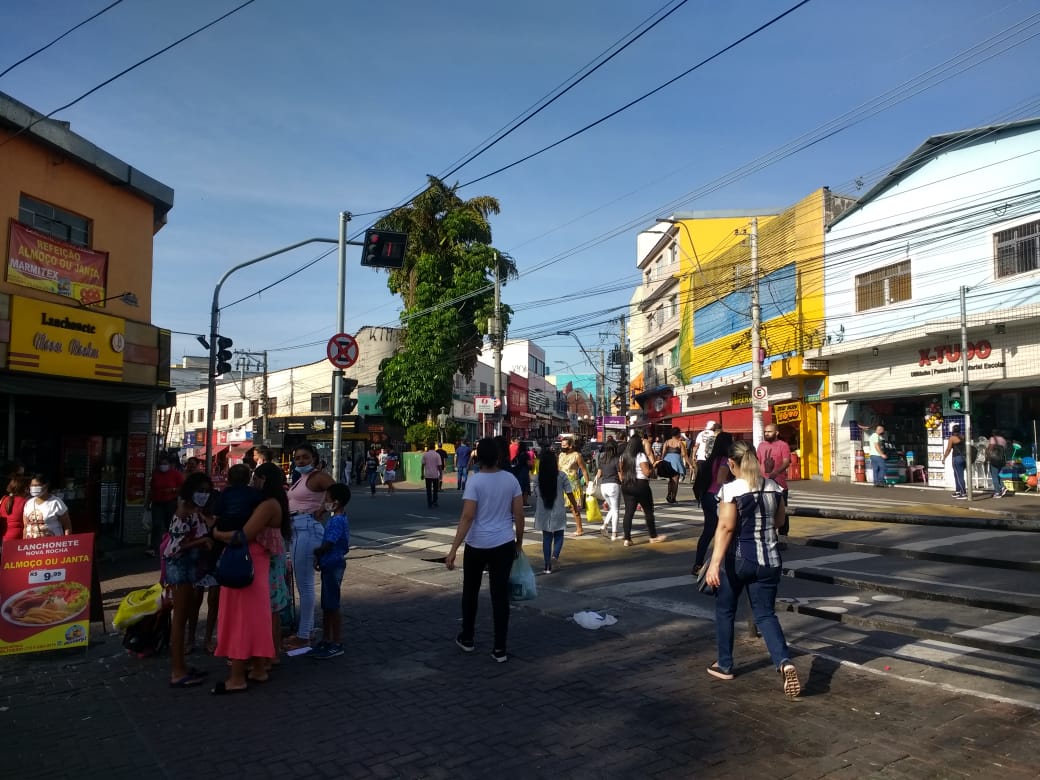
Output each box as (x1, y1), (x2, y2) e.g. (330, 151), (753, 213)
(19, 194), (90, 247)
(267, 397), (277, 415)
(995, 219), (1040, 278)
(479, 382), (488, 395)
(174, 412), (181, 425)
(220, 404), (229, 420)
(855, 260), (911, 312)
(311, 393), (331, 412)
(233, 402), (243, 418)
(833, 380), (849, 393)
(250, 400), (260, 417)
(669, 294), (678, 320)
(187, 410), (194, 424)
(197, 408), (204, 422)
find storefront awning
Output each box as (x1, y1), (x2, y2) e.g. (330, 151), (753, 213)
(1, 371), (172, 405)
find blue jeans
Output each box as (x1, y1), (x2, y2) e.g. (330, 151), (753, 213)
(990, 464), (1003, 495)
(290, 514), (324, 639)
(714, 555), (791, 673)
(458, 467), (468, 491)
(951, 455), (966, 494)
(870, 455), (887, 486)
(541, 530), (564, 570)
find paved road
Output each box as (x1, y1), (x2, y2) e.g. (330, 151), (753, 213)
(2, 481), (1039, 778)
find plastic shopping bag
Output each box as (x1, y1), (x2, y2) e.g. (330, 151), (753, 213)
(508, 551), (537, 601)
(585, 495), (603, 522)
(113, 582), (166, 631)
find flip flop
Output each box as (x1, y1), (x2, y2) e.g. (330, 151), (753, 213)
(169, 670), (207, 688)
(210, 681), (248, 695)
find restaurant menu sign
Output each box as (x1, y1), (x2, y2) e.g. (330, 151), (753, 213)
(0, 533), (94, 656)
(8, 296), (125, 382)
(7, 221), (109, 304)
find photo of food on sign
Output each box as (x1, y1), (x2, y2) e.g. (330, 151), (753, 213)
(2, 582), (89, 627)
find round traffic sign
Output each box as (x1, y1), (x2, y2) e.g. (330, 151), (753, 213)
(327, 332), (359, 368)
(752, 386), (767, 401)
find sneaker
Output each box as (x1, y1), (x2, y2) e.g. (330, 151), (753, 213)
(455, 633), (474, 653)
(953, 493), (967, 499)
(999, 487), (1009, 497)
(324, 643), (344, 658)
(311, 642), (343, 659)
(706, 663), (734, 681)
(490, 649), (508, 663)
(780, 662), (801, 698)
(543, 568), (552, 575)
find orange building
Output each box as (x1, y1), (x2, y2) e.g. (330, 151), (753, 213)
(0, 92), (175, 544)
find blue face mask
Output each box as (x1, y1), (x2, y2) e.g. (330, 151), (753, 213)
(296, 464), (314, 474)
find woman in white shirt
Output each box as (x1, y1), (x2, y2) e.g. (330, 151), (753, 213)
(532, 449), (572, 574)
(618, 434), (666, 547)
(22, 474), (71, 538)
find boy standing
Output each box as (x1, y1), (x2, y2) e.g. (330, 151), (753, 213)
(311, 482), (351, 659)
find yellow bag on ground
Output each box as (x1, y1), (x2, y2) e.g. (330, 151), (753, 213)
(113, 582), (165, 631)
(585, 495), (603, 522)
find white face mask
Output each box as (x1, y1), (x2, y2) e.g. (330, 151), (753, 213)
(324, 502), (337, 513)
(29, 486), (44, 497)
(192, 492), (210, 507)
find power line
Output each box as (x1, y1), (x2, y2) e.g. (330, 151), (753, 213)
(0, 0), (125, 79)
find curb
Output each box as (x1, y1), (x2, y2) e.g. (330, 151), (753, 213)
(790, 505), (1040, 532)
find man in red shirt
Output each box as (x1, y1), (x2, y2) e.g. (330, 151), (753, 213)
(757, 425), (792, 545)
(147, 454), (184, 556)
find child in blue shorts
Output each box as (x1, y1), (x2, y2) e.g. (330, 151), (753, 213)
(311, 482), (350, 659)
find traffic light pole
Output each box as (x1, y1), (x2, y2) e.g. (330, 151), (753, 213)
(205, 237), (338, 475)
(331, 212), (351, 483)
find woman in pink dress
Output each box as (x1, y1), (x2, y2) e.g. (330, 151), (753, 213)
(210, 462), (286, 694)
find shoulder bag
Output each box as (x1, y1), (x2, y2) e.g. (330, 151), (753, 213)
(215, 530), (254, 589)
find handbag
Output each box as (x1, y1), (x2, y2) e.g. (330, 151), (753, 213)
(215, 530), (254, 588)
(585, 475), (603, 501)
(695, 563), (716, 596)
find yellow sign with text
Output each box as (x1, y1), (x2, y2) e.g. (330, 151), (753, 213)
(8, 297), (124, 382)
(774, 401), (801, 425)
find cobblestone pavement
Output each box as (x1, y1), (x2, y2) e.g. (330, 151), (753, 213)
(2, 546), (1039, 780)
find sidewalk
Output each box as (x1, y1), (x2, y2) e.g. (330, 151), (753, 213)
(3, 543), (1039, 778)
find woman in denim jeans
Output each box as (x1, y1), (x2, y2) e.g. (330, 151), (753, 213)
(704, 439), (800, 698)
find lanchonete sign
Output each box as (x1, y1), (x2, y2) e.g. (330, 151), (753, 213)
(6, 221), (109, 305)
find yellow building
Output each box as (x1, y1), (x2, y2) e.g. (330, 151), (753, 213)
(669, 189), (855, 480)
(0, 91), (175, 543)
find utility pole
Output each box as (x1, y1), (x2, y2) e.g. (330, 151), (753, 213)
(960, 285), (973, 503)
(332, 211), (351, 482)
(599, 350), (607, 431)
(492, 252), (503, 437)
(750, 217), (765, 446)
(260, 349), (269, 444)
(618, 315), (628, 413)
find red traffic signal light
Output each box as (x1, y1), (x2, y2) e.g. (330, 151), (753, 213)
(361, 229), (408, 269)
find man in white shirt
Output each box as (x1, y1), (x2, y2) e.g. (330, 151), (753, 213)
(868, 425), (887, 487)
(694, 422), (718, 464)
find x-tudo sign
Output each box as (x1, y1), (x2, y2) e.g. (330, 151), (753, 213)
(327, 332), (359, 369)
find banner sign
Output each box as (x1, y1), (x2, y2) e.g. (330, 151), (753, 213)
(7, 221), (108, 304)
(474, 396), (497, 414)
(0, 533), (95, 656)
(773, 402), (801, 425)
(8, 296), (125, 381)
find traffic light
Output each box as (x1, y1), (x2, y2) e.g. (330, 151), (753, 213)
(340, 376), (358, 414)
(360, 229), (408, 269)
(214, 335), (233, 376)
(948, 387), (964, 413)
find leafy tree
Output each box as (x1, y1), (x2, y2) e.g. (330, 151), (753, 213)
(375, 176), (517, 426)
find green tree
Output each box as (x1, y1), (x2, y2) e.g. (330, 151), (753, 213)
(375, 176), (517, 426)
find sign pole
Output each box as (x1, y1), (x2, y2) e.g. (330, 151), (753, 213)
(332, 211), (351, 483)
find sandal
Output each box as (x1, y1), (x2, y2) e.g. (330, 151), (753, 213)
(210, 681), (248, 695)
(169, 669), (207, 688)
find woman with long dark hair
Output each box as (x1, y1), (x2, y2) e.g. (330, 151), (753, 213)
(704, 440), (799, 697)
(618, 433), (666, 547)
(445, 438), (525, 663)
(210, 462), (285, 693)
(596, 440), (621, 540)
(692, 430), (734, 577)
(533, 448), (572, 574)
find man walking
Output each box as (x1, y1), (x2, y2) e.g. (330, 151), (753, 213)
(455, 440), (472, 491)
(868, 424), (888, 487)
(422, 442), (443, 508)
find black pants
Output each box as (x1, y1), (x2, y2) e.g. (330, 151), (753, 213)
(696, 493), (719, 567)
(460, 540), (514, 651)
(425, 478), (440, 506)
(621, 479), (658, 541)
(776, 487), (790, 536)
(150, 499), (176, 552)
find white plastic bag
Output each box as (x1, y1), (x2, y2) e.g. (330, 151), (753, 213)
(508, 551), (537, 601)
(585, 476), (603, 501)
(573, 611), (618, 630)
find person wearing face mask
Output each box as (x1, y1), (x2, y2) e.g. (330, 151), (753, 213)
(147, 454), (185, 557)
(163, 472), (215, 688)
(284, 442), (335, 651)
(22, 475), (71, 538)
(310, 482), (351, 659)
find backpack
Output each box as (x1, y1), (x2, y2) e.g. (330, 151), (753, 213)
(122, 607), (171, 658)
(986, 441), (1006, 467)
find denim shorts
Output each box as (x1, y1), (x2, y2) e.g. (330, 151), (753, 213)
(164, 549), (200, 586)
(320, 562), (346, 611)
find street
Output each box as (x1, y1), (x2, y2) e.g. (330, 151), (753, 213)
(2, 480), (1039, 779)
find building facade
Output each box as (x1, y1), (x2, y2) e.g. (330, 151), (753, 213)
(0, 92), (175, 544)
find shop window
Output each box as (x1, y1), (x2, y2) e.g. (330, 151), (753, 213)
(233, 402), (243, 418)
(855, 260), (911, 312)
(187, 410), (194, 424)
(311, 393), (331, 412)
(995, 219), (1040, 278)
(18, 194), (90, 247)
(249, 400), (259, 417)
(174, 412), (181, 425)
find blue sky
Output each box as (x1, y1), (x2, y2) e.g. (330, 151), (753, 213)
(3, 0), (1039, 377)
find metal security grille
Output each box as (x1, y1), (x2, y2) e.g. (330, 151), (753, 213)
(995, 219), (1040, 279)
(854, 260), (911, 312)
